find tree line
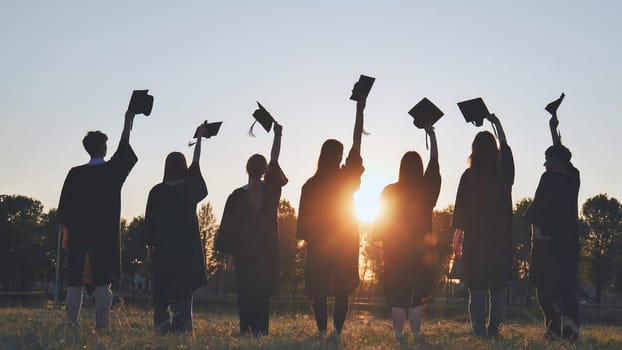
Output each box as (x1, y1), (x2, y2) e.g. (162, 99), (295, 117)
(2, 193), (622, 306)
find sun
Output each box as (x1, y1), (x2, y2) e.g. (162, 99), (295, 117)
(354, 171), (391, 223)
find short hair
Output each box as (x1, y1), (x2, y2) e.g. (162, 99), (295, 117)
(163, 152), (188, 182)
(82, 131), (108, 157)
(545, 144), (572, 165)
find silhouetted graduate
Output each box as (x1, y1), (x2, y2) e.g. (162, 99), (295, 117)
(142, 121), (212, 335)
(452, 111), (514, 339)
(215, 105), (287, 336)
(524, 94), (580, 342)
(296, 76), (370, 336)
(373, 98), (442, 339)
(56, 90), (147, 327)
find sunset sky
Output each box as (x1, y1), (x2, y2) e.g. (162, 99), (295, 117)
(1, 1), (620, 223)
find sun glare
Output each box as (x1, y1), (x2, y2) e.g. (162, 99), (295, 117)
(354, 172), (390, 223)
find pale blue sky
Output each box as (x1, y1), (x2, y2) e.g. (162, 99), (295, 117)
(1, 1), (620, 222)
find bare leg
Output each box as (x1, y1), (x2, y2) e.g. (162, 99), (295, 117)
(392, 307), (406, 339)
(409, 305), (423, 335)
(93, 284), (113, 328)
(65, 286), (84, 325)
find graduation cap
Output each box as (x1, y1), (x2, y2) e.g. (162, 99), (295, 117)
(349, 74), (375, 101)
(457, 97), (490, 127)
(188, 121), (223, 146)
(545, 93), (565, 116)
(193, 121), (223, 138)
(409, 97), (444, 129)
(127, 89), (154, 116)
(249, 102), (277, 136)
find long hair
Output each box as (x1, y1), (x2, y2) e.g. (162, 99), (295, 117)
(314, 139), (343, 177)
(163, 152), (188, 182)
(246, 154), (268, 213)
(398, 151), (424, 186)
(246, 154), (268, 180)
(468, 131), (500, 180)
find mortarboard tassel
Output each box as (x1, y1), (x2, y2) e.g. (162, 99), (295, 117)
(248, 120), (258, 137)
(490, 120), (499, 140)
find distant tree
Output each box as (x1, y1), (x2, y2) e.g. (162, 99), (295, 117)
(197, 202), (226, 292)
(362, 221), (382, 288)
(512, 198), (533, 303)
(0, 195), (50, 290)
(120, 216), (146, 282)
(432, 205), (455, 279)
(40, 209), (60, 286)
(277, 199), (303, 296)
(431, 205), (456, 301)
(581, 194), (622, 308)
(357, 222), (375, 297)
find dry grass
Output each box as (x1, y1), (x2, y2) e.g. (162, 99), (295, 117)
(1, 305), (621, 349)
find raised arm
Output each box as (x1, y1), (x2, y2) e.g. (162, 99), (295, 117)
(352, 98), (366, 153)
(121, 111), (136, 142)
(549, 116), (562, 146)
(423, 123), (438, 163)
(270, 123), (282, 163)
(192, 122), (209, 163)
(192, 135), (202, 163)
(487, 113), (507, 145)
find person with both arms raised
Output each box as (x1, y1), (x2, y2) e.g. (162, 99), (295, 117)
(452, 112), (514, 339)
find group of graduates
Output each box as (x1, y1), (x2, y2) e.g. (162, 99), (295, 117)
(56, 83), (580, 343)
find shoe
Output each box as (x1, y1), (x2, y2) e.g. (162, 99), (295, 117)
(543, 330), (561, 341)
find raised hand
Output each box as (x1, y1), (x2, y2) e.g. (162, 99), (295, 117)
(486, 112), (500, 124)
(356, 96), (367, 112)
(273, 122), (283, 136)
(423, 122), (435, 135)
(196, 122), (209, 138)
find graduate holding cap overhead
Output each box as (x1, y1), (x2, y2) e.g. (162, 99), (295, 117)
(296, 76), (370, 337)
(56, 91), (143, 328)
(524, 93), (580, 342)
(142, 121), (212, 335)
(215, 103), (287, 336)
(452, 107), (514, 339)
(372, 97), (442, 340)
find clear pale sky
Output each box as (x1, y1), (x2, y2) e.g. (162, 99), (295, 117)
(1, 1), (620, 223)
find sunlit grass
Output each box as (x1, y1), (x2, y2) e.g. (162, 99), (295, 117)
(1, 306), (621, 349)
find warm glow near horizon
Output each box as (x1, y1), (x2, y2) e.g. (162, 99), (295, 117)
(354, 171), (390, 223)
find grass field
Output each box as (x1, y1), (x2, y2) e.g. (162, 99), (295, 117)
(1, 303), (622, 349)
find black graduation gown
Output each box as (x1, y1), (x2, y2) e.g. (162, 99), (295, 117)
(373, 158), (441, 307)
(142, 162), (208, 291)
(215, 161), (287, 297)
(297, 149), (364, 297)
(56, 139), (138, 286)
(524, 166), (580, 286)
(452, 143), (514, 289)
